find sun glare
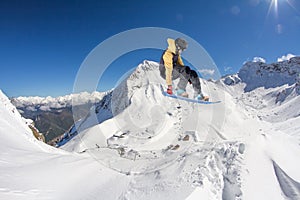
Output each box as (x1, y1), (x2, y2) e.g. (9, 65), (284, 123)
(267, 0), (299, 18)
(265, 0), (300, 34)
(267, 0), (279, 18)
(286, 0), (300, 14)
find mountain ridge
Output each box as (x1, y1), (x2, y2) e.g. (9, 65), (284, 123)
(11, 91), (110, 144)
(222, 56), (300, 92)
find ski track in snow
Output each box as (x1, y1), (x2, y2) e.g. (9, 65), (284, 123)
(272, 160), (300, 200)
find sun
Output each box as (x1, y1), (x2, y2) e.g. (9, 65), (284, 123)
(265, 0), (300, 34)
(267, 0), (279, 18)
(267, 0), (299, 19)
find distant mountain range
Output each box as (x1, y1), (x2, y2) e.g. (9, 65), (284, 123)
(11, 91), (109, 145)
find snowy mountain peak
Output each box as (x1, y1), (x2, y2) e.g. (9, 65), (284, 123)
(57, 60), (163, 146)
(222, 56), (300, 93)
(220, 57), (300, 123)
(240, 56), (300, 92)
(111, 60), (161, 115)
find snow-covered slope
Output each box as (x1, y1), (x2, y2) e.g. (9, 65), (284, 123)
(1, 58), (300, 200)
(60, 60), (300, 199)
(0, 90), (39, 151)
(219, 57), (300, 199)
(61, 61), (247, 199)
(0, 90), (130, 200)
(221, 56), (300, 123)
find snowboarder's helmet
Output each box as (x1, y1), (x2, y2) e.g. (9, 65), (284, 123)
(175, 38), (188, 51)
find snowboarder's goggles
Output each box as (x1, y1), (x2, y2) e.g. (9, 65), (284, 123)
(176, 44), (186, 51)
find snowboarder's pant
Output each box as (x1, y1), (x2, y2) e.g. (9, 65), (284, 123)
(159, 64), (202, 95)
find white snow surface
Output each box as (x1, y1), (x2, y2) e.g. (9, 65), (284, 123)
(1, 59), (300, 200)
(0, 90), (130, 200)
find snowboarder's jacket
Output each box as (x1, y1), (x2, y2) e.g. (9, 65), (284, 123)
(160, 38), (184, 86)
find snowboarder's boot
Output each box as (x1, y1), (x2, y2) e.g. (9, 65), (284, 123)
(195, 94), (209, 101)
(176, 89), (189, 98)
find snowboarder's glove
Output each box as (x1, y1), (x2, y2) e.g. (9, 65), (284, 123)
(167, 85), (173, 95)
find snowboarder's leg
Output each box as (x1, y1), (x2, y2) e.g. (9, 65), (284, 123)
(174, 65), (189, 90)
(189, 69), (202, 96)
(174, 65), (189, 97)
(159, 64), (180, 80)
(189, 70), (209, 101)
(174, 66), (209, 101)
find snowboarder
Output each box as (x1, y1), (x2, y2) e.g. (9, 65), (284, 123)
(159, 38), (209, 101)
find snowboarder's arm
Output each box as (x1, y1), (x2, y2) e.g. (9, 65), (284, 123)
(162, 51), (173, 86)
(178, 55), (184, 66)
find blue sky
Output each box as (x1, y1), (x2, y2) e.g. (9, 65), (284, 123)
(1, 0), (299, 97)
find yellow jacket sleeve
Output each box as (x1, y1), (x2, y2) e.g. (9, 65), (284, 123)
(162, 50), (173, 86)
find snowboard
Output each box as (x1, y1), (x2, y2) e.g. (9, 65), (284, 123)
(162, 91), (221, 104)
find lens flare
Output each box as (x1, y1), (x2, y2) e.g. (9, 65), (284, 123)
(286, 0), (300, 14)
(267, 0), (300, 18)
(267, 0), (279, 18)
